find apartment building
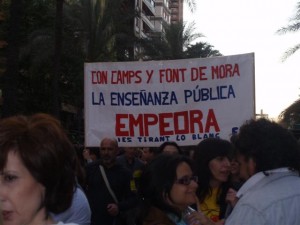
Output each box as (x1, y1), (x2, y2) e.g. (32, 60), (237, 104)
(134, 0), (183, 58)
(170, 0), (183, 23)
(134, 0), (183, 36)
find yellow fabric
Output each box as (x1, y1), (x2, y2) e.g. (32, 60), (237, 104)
(200, 188), (220, 222)
(130, 169), (143, 192)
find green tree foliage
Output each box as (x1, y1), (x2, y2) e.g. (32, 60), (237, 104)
(185, 42), (222, 58)
(0, 0), (222, 142)
(70, 0), (117, 62)
(185, 0), (196, 13)
(69, 0), (137, 62)
(276, 2), (300, 131)
(17, 0), (84, 115)
(276, 1), (300, 61)
(279, 99), (300, 129)
(1, 0), (24, 117)
(140, 21), (221, 60)
(1, 0), (137, 117)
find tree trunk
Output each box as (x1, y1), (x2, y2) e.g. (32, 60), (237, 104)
(1, 0), (24, 118)
(52, 0), (64, 119)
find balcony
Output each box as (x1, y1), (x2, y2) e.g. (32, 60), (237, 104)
(155, 0), (169, 8)
(141, 13), (155, 30)
(142, 0), (155, 15)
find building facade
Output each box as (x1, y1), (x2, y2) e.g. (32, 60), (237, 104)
(133, 0), (183, 58)
(169, 0), (183, 23)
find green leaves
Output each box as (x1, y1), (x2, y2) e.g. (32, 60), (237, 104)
(139, 21), (221, 60)
(276, 2), (300, 61)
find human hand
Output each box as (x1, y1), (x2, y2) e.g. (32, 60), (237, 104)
(226, 188), (238, 207)
(185, 211), (216, 225)
(107, 203), (119, 216)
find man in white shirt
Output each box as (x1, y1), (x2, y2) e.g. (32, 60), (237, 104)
(225, 118), (300, 225)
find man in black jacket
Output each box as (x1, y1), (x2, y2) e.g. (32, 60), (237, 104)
(85, 137), (137, 225)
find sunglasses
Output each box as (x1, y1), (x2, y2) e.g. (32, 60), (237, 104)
(175, 175), (198, 185)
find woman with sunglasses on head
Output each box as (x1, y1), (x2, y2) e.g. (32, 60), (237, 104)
(135, 154), (215, 225)
(193, 138), (233, 225)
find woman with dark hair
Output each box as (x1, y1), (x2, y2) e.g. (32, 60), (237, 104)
(83, 147), (100, 164)
(158, 141), (183, 155)
(136, 154), (214, 225)
(0, 113), (79, 225)
(193, 138), (233, 223)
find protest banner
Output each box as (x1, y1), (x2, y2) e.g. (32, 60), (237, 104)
(84, 53), (255, 147)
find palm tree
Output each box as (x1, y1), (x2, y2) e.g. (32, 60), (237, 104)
(1, 0), (24, 117)
(185, 42), (222, 58)
(77, 0), (115, 61)
(279, 99), (300, 129)
(185, 0), (196, 13)
(276, 2), (300, 61)
(52, 0), (64, 118)
(68, 0), (136, 62)
(167, 21), (202, 58)
(14, 1), (84, 115)
(140, 21), (203, 60)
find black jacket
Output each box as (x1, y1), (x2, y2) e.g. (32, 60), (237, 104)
(85, 161), (137, 225)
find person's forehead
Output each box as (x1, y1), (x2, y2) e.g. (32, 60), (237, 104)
(3, 151), (29, 176)
(164, 145), (178, 151)
(101, 139), (116, 147)
(142, 147), (150, 152)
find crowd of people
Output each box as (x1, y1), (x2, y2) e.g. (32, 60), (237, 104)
(1, 114), (300, 225)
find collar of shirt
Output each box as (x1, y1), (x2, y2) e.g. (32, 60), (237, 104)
(236, 167), (292, 198)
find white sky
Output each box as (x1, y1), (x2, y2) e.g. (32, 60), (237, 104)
(184, 0), (300, 120)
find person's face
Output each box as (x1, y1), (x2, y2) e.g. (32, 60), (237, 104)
(0, 151), (46, 225)
(124, 147), (135, 159)
(230, 158), (240, 176)
(168, 162), (198, 211)
(100, 139), (118, 167)
(163, 145), (179, 155)
(141, 148), (154, 163)
(236, 153), (256, 180)
(82, 148), (91, 160)
(209, 156), (231, 187)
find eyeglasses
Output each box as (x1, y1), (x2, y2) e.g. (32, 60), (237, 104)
(175, 176), (198, 185)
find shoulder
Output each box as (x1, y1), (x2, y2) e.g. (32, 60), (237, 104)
(86, 160), (100, 170)
(114, 162), (131, 174)
(85, 160), (101, 174)
(143, 207), (175, 225)
(117, 154), (126, 161)
(72, 186), (90, 207)
(135, 158), (146, 167)
(244, 173), (300, 201)
(232, 173), (300, 217)
(51, 187), (91, 224)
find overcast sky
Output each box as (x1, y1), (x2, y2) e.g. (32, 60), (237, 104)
(184, 0), (300, 119)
